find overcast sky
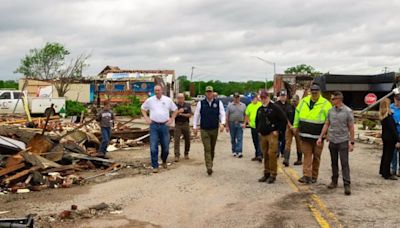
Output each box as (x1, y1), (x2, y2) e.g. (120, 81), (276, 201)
(1, 0), (400, 81)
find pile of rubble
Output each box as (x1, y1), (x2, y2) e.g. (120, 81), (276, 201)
(357, 130), (383, 145)
(0, 116), (150, 194)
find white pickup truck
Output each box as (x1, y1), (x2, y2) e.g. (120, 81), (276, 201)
(0, 89), (65, 115)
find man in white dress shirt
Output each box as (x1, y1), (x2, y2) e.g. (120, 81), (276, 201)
(193, 86), (226, 176)
(141, 85), (178, 173)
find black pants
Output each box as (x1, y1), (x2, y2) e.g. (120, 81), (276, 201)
(329, 142), (350, 184)
(278, 126), (286, 155)
(380, 140), (395, 178)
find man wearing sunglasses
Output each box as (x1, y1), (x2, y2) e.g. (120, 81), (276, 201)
(317, 91), (355, 195)
(193, 86), (226, 176)
(293, 84), (332, 184)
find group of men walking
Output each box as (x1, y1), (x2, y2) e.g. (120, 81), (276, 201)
(126, 83), (355, 195)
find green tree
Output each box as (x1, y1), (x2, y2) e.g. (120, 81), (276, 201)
(284, 64), (321, 76)
(15, 42), (90, 97)
(0, 80), (18, 89)
(266, 81), (274, 89)
(177, 75), (190, 92)
(179, 77), (272, 96)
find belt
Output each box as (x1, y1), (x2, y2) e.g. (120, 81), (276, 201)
(151, 121), (168, 125)
(229, 121), (244, 123)
(175, 121), (189, 124)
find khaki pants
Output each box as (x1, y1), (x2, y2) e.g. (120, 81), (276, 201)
(174, 122), (191, 157)
(259, 133), (279, 176)
(301, 139), (324, 178)
(285, 127), (301, 153)
(201, 129), (219, 170)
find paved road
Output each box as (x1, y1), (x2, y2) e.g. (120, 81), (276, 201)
(3, 128), (400, 227)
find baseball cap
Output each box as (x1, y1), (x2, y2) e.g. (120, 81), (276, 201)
(310, 84), (321, 91)
(279, 90), (287, 96)
(205, 86), (213, 92)
(233, 92), (240, 98)
(260, 90), (269, 98)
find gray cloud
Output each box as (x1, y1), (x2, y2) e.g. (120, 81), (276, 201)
(1, 0), (400, 81)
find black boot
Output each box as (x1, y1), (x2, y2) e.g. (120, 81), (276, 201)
(267, 176), (276, 184)
(283, 150), (290, 167)
(344, 184), (351, 195)
(328, 181), (338, 189)
(298, 176), (311, 184)
(258, 174), (271, 182)
(294, 152), (303, 165)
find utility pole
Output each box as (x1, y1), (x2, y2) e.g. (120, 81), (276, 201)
(190, 66), (195, 81)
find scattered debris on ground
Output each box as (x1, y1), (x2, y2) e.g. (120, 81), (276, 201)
(0, 115), (152, 195)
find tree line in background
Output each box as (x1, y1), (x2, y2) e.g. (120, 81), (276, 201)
(178, 64), (320, 96)
(178, 76), (274, 96)
(0, 80), (18, 89)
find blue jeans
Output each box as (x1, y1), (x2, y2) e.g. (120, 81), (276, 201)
(251, 128), (262, 158)
(150, 122), (170, 168)
(99, 127), (111, 154)
(229, 122), (243, 154)
(391, 149), (399, 173)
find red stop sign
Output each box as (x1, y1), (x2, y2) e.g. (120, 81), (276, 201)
(364, 93), (377, 105)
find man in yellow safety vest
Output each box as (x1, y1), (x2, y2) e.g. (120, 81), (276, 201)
(293, 84), (332, 184)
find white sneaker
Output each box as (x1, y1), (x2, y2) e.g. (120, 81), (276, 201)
(238, 153), (243, 158)
(233, 153), (237, 157)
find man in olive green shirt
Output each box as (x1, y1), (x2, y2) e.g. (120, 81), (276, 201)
(245, 93), (263, 162)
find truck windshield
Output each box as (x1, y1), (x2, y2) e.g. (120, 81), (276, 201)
(0, 92), (11, 99)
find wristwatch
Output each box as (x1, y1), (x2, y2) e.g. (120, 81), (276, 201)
(350, 141), (355, 145)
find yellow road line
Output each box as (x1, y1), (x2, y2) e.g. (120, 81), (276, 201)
(278, 167), (299, 192)
(311, 194), (343, 228)
(308, 204), (330, 228)
(279, 164), (344, 228)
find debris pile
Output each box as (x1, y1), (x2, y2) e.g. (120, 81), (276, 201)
(0, 116), (150, 194)
(36, 202), (122, 225)
(357, 130), (382, 145)
(0, 145), (122, 194)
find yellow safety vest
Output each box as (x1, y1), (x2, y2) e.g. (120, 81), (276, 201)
(293, 95), (332, 139)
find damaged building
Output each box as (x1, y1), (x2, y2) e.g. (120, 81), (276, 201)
(314, 72), (398, 110)
(96, 66), (177, 103)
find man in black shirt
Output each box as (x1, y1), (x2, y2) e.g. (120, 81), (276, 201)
(256, 90), (287, 184)
(275, 90), (291, 159)
(174, 93), (192, 162)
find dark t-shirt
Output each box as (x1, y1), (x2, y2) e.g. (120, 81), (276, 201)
(275, 100), (292, 121)
(175, 102), (192, 123)
(255, 102), (287, 135)
(287, 104), (296, 125)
